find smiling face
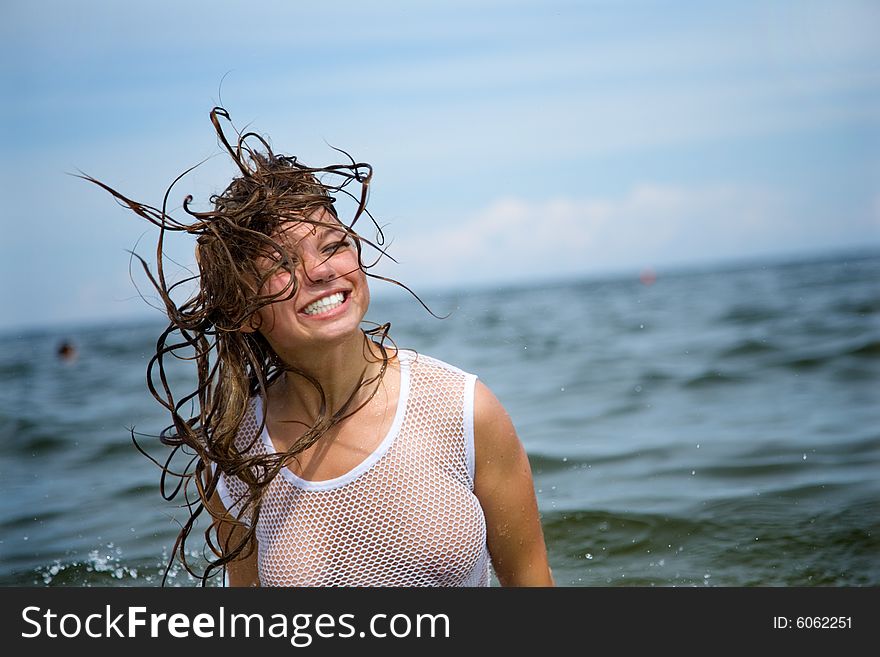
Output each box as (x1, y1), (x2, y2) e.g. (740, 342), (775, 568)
(247, 209), (370, 358)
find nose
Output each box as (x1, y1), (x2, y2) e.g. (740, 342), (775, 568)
(302, 250), (336, 284)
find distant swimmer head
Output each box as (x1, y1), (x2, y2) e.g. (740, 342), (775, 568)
(57, 340), (77, 362)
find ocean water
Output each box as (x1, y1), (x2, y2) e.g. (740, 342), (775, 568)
(1, 250), (878, 587)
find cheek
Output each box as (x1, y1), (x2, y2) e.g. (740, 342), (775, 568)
(350, 268), (370, 303)
(254, 304), (278, 336)
(253, 272), (298, 332)
(361, 276), (371, 307)
(261, 270), (297, 298)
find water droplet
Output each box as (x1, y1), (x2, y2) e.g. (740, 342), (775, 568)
(691, 470), (696, 475)
(562, 457), (568, 462)
(560, 387), (565, 392)
(696, 443), (700, 449)
(585, 553), (593, 560)
(802, 453), (807, 460)
(639, 324), (644, 329)
(634, 385), (642, 393)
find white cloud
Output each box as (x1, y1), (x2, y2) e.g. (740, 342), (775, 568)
(380, 183), (809, 288)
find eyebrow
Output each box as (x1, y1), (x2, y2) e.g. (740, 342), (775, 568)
(316, 225), (347, 239)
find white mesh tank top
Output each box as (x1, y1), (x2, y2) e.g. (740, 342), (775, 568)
(215, 350), (492, 586)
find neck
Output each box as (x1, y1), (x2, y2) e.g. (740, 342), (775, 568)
(273, 332), (383, 418)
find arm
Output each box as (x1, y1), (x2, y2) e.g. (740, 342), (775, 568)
(472, 380), (554, 586)
(204, 488), (261, 587)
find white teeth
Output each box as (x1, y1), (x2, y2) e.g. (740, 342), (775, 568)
(303, 292), (345, 316)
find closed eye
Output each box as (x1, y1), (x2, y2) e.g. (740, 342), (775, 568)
(323, 239), (352, 254)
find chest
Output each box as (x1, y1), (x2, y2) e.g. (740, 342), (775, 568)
(265, 370), (401, 482)
(256, 454), (487, 586)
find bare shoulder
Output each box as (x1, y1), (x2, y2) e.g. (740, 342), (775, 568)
(472, 380), (534, 493)
(472, 380), (554, 586)
(473, 380), (523, 461)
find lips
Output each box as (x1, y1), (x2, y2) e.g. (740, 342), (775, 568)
(300, 291), (348, 316)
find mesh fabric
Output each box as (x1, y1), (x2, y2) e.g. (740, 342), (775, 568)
(216, 350), (491, 586)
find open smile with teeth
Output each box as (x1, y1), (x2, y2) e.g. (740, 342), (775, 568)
(302, 292), (347, 316)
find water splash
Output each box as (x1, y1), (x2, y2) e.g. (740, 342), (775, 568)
(37, 543), (138, 585)
(35, 543), (223, 587)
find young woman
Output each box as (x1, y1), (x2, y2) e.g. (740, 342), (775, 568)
(87, 108), (553, 587)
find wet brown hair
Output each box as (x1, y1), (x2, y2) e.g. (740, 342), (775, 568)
(82, 107), (429, 584)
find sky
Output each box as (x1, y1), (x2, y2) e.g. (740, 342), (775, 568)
(1, 0), (878, 332)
